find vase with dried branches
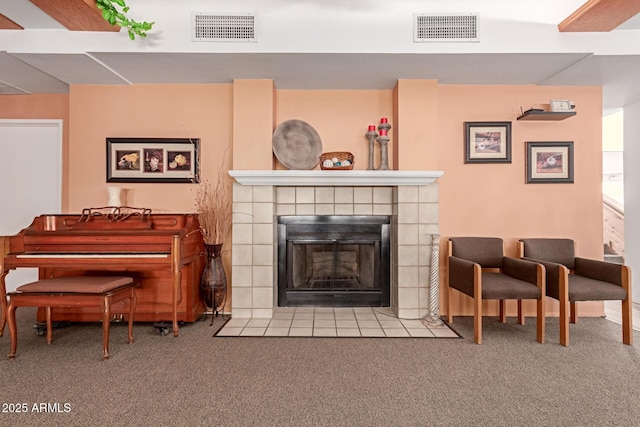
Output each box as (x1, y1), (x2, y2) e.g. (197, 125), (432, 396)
(194, 165), (232, 320)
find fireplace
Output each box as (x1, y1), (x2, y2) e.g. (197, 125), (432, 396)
(278, 215), (390, 307)
(228, 170), (443, 319)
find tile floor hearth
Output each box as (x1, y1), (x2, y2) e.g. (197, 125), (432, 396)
(215, 307), (460, 338)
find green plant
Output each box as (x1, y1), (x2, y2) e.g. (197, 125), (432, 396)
(95, 0), (154, 40)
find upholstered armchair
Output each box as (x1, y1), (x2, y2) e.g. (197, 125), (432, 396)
(447, 237), (545, 344)
(517, 238), (632, 346)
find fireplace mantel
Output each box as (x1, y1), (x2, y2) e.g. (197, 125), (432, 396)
(229, 170), (444, 186)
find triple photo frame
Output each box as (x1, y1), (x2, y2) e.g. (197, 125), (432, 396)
(106, 137), (200, 183)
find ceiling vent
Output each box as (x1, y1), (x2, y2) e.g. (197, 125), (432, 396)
(192, 13), (256, 42)
(414, 13), (479, 42)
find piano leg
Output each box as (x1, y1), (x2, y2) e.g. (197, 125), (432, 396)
(172, 284), (179, 338)
(45, 306), (53, 344)
(7, 299), (17, 359)
(102, 295), (111, 360)
(0, 270), (7, 337)
(128, 287), (136, 344)
(171, 236), (181, 337)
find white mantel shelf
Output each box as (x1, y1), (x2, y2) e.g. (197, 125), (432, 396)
(229, 170), (444, 186)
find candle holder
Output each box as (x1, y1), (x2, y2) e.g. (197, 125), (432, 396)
(376, 133), (390, 171)
(377, 121), (391, 171)
(378, 121), (391, 135)
(365, 128), (378, 170)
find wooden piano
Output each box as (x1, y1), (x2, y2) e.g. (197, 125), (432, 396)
(0, 208), (206, 337)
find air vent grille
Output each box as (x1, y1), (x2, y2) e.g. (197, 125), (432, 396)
(193, 13), (256, 42)
(414, 13), (478, 42)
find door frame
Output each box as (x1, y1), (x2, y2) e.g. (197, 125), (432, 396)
(0, 119), (63, 293)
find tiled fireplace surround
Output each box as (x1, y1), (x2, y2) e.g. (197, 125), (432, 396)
(229, 170), (443, 319)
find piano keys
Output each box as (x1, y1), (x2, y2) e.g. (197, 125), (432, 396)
(0, 210), (207, 337)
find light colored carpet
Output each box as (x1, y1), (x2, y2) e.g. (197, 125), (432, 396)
(1, 307), (639, 426)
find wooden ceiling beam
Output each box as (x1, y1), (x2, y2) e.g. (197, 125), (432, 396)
(0, 13), (24, 30)
(28, 0), (119, 32)
(559, 0), (640, 32)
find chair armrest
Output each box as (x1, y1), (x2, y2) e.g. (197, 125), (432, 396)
(522, 257), (561, 285)
(448, 256), (478, 297)
(522, 256), (569, 300)
(502, 257), (542, 285)
(575, 257), (626, 287)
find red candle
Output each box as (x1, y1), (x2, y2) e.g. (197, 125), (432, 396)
(368, 125), (376, 131)
(380, 118), (388, 123)
(380, 129), (388, 136)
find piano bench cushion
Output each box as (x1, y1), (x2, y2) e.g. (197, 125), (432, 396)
(16, 276), (134, 294)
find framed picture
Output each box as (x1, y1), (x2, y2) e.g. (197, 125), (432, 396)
(106, 137), (200, 183)
(526, 141), (574, 184)
(464, 121), (512, 163)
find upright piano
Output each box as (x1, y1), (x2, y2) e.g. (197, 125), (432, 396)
(0, 209), (206, 337)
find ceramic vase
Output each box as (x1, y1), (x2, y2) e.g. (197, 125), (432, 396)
(200, 243), (227, 314)
(107, 186), (122, 206)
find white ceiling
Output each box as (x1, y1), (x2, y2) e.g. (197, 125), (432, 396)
(1, 0), (640, 113)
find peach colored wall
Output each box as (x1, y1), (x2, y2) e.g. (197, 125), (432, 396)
(438, 84), (602, 255)
(0, 94), (70, 210)
(276, 90), (394, 169)
(273, 84), (603, 316)
(3, 82), (605, 318)
(68, 84), (232, 213)
(437, 84), (603, 316)
(233, 80), (275, 170)
(0, 94), (68, 118)
(395, 80), (439, 170)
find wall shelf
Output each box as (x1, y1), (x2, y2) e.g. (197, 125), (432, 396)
(517, 110), (577, 121)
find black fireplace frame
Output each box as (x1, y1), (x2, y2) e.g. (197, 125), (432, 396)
(277, 215), (390, 307)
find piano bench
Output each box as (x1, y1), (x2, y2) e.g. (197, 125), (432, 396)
(6, 276), (138, 361)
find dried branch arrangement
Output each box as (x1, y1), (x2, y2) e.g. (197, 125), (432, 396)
(194, 159), (232, 245)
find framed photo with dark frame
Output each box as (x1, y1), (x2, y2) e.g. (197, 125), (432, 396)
(106, 137), (200, 183)
(464, 121), (512, 163)
(526, 141), (574, 184)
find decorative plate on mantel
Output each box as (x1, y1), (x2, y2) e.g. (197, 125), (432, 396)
(272, 119), (323, 170)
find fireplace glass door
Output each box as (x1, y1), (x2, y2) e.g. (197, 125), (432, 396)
(278, 216), (390, 307)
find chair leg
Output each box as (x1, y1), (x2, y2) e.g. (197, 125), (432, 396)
(622, 266), (632, 345)
(473, 264), (482, 344)
(499, 300), (506, 323)
(517, 300), (525, 325)
(560, 302), (569, 346)
(622, 298), (633, 345)
(473, 266), (482, 344)
(570, 302), (577, 324)
(559, 272), (569, 346)
(536, 296), (545, 343)
(474, 295), (482, 344)
(447, 285), (453, 323)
